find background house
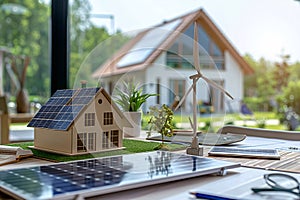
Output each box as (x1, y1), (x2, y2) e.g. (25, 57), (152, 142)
(92, 9), (253, 113)
(28, 87), (131, 155)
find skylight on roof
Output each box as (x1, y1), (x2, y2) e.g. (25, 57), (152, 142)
(117, 19), (182, 68)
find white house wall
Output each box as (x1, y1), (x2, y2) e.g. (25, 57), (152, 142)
(144, 51), (244, 113)
(224, 51), (244, 112)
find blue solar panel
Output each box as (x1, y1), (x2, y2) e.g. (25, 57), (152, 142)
(44, 97), (70, 106)
(28, 88), (99, 130)
(52, 89), (76, 97)
(117, 19), (182, 68)
(71, 96), (93, 105)
(0, 151), (240, 200)
(76, 87), (100, 97)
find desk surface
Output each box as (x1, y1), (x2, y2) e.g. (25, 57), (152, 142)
(0, 134), (299, 200)
(87, 167), (300, 200)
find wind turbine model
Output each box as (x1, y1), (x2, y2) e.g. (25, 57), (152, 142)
(174, 22), (234, 156)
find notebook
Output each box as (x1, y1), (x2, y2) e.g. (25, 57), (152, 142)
(208, 147), (280, 159)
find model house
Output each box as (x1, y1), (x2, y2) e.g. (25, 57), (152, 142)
(92, 9), (253, 113)
(28, 87), (132, 155)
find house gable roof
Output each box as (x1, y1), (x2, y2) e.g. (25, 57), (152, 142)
(28, 87), (131, 130)
(92, 9), (253, 78)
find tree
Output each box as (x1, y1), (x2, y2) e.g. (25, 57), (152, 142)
(0, 0), (50, 97)
(273, 54), (290, 92)
(289, 62), (300, 82)
(244, 55), (275, 111)
(147, 104), (174, 150)
(278, 81), (300, 114)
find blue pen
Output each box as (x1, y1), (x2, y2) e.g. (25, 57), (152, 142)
(190, 192), (238, 200)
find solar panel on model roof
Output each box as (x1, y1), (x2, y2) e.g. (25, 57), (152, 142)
(28, 88), (101, 131)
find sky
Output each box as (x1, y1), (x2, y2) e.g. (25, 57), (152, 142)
(89, 0), (300, 63)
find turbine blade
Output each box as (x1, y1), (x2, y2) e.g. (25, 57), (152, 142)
(174, 84), (193, 111)
(193, 21), (201, 74)
(188, 117), (194, 129)
(202, 76), (234, 100)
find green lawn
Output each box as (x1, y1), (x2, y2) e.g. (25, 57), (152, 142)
(142, 112), (295, 131)
(8, 139), (185, 162)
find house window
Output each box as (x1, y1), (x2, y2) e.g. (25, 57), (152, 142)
(111, 130), (119, 147)
(166, 22), (224, 70)
(103, 112), (113, 125)
(85, 113), (95, 126)
(102, 131), (109, 149)
(169, 79), (185, 108)
(77, 133), (87, 152)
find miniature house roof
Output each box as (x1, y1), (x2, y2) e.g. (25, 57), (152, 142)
(28, 87), (128, 131)
(92, 9), (253, 78)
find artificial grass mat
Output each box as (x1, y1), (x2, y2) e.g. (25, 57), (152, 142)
(8, 139), (185, 162)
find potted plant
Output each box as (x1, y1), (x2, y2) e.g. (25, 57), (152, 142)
(147, 104), (174, 150)
(115, 81), (157, 137)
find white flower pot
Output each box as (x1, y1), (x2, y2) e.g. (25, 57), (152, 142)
(123, 111), (142, 137)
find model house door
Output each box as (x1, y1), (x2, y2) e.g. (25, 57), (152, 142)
(102, 130), (119, 149)
(77, 132), (96, 152)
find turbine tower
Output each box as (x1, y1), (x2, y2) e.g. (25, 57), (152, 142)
(174, 22), (234, 155)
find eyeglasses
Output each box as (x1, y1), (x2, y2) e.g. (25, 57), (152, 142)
(252, 173), (300, 198)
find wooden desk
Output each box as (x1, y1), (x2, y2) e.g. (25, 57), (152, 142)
(87, 167), (300, 200)
(0, 135), (299, 200)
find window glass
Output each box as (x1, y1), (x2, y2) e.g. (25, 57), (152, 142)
(85, 112), (95, 126)
(166, 22), (224, 70)
(102, 131), (109, 149)
(103, 112), (113, 125)
(0, 1), (50, 113)
(69, 0), (129, 89)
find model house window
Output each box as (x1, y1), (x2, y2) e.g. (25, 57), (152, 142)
(77, 132), (96, 152)
(85, 113), (95, 126)
(77, 133), (87, 152)
(103, 112), (113, 125)
(88, 132), (96, 151)
(102, 131), (109, 149)
(111, 130), (119, 147)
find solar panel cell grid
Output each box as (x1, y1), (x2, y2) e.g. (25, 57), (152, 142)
(52, 89), (76, 98)
(0, 151), (240, 200)
(28, 88), (99, 130)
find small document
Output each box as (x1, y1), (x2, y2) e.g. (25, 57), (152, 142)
(0, 145), (33, 166)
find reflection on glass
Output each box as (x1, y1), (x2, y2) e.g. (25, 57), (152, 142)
(117, 19), (182, 68)
(146, 151), (173, 178)
(0, 1), (50, 110)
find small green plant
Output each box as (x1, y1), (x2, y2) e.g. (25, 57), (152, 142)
(115, 82), (157, 112)
(257, 119), (266, 128)
(147, 104), (174, 150)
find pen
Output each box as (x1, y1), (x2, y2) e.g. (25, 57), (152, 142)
(190, 192), (238, 200)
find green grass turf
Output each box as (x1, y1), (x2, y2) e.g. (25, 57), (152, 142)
(8, 139), (185, 162)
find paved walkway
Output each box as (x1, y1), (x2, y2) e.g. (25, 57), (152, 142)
(8, 119), (280, 142)
(9, 126), (34, 142)
(176, 119), (280, 129)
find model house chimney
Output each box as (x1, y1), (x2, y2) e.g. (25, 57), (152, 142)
(80, 80), (87, 88)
